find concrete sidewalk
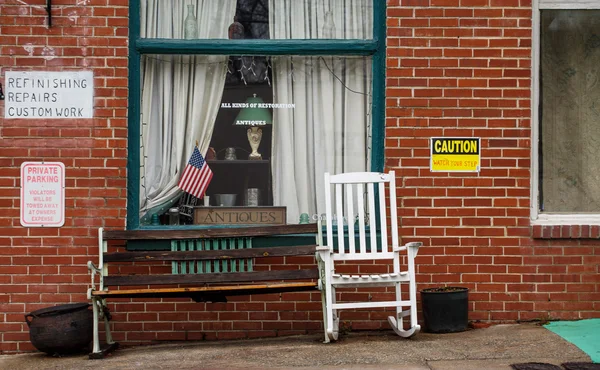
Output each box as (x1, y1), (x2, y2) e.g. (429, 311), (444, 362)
(0, 323), (591, 370)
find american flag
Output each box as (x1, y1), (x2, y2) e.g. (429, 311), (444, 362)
(177, 147), (213, 199)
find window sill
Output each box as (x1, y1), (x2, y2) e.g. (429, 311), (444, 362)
(531, 224), (600, 239)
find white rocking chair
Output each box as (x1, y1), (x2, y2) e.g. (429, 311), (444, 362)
(316, 171), (422, 342)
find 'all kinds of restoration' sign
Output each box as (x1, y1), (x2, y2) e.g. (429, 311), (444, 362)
(5, 71), (94, 119)
(430, 137), (481, 172)
(20, 162), (65, 227)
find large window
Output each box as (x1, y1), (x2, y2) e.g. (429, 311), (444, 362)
(128, 0), (385, 229)
(533, 1), (600, 223)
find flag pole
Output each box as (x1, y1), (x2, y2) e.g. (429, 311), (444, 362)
(195, 140), (199, 148)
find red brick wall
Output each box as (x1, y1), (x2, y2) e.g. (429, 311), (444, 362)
(1, 0), (598, 355)
(385, 0), (599, 324)
(0, 0), (129, 353)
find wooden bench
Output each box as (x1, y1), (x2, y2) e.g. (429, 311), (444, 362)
(87, 224), (319, 359)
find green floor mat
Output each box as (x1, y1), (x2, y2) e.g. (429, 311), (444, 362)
(545, 319), (600, 363)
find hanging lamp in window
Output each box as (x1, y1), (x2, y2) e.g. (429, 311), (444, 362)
(234, 94), (272, 160)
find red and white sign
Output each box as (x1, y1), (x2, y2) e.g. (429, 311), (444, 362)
(20, 162), (65, 227)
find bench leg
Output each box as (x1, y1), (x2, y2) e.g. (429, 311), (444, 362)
(102, 299), (115, 346)
(317, 252), (339, 343)
(320, 284), (330, 343)
(321, 287), (340, 343)
(91, 297), (101, 355)
(324, 285), (339, 342)
(318, 259), (338, 342)
(89, 298), (119, 359)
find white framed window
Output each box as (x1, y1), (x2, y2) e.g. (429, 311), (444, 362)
(531, 0), (600, 224)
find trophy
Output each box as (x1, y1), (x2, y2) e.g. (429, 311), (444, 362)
(247, 127), (263, 160)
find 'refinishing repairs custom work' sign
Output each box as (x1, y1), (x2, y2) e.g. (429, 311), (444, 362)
(430, 137), (481, 172)
(20, 162), (65, 227)
(5, 71), (94, 119)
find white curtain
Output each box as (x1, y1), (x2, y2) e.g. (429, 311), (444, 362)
(139, 0), (236, 217)
(269, 0), (373, 223)
(541, 10), (600, 212)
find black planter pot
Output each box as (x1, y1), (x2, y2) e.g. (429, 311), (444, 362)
(420, 287), (469, 333)
(25, 303), (93, 355)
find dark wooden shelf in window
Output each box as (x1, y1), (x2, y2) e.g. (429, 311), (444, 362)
(207, 160), (269, 165)
(206, 159), (272, 207)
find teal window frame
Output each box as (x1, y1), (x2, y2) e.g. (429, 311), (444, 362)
(126, 0), (387, 230)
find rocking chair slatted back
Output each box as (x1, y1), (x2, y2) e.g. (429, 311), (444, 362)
(324, 171), (398, 260)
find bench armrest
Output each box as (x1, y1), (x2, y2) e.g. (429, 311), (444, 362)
(315, 246), (332, 263)
(88, 260), (100, 273)
(87, 260), (102, 294)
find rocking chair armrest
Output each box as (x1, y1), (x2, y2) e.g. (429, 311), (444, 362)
(394, 242), (422, 256)
(316, 246), (331, 252)
(405, 242), (423, 249)
(394, 242), (422, 251)
(399, 242), (422, 258)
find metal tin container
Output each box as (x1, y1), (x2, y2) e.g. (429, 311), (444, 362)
(224, 147), (237, 160)
(214, 194), (237, 206)
(168, 207), (180, 225)
(245, 188), (260, 206)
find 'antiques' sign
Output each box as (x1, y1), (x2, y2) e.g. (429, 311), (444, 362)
(5, 71), (94, 119)
(430, 137), (481, 172)
(20, 162), (65, 227)
(194, 207), (286, 225)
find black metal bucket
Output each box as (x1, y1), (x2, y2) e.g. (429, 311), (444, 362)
(25, 303), (93, 355)
(420, 287), (469, 333)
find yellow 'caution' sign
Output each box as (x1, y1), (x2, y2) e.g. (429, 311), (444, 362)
(430, 137), (480, 172)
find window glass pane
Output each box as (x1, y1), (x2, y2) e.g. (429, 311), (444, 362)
(140, 0), (373, 40)
(139, 54), (372, 225)
(540, 10), (600, 213)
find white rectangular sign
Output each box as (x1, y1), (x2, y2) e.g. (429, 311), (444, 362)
(5, 71), (94, 119)
(20, 162), (65, 227)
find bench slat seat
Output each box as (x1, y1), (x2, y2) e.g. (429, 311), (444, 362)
(91, 281), (318, 299)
